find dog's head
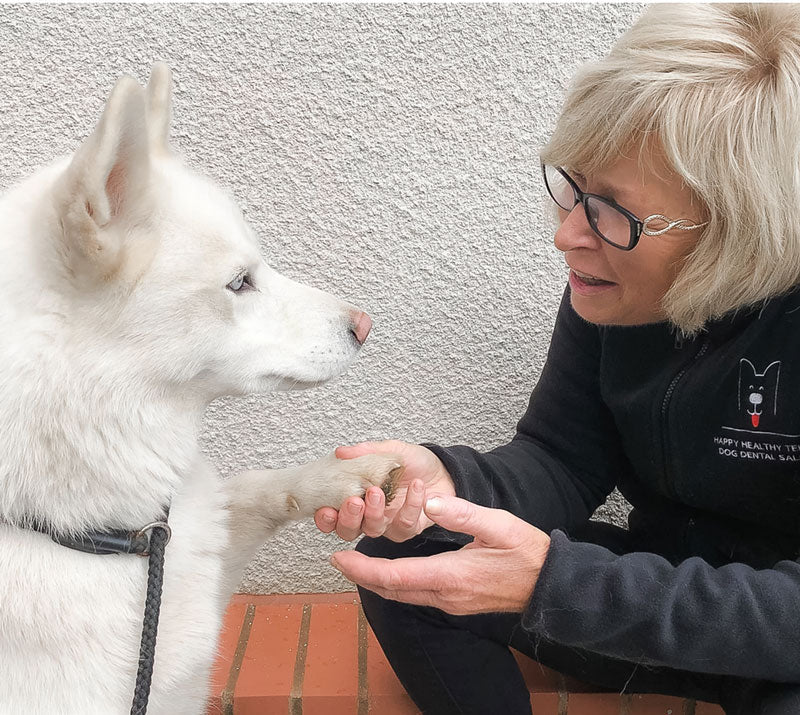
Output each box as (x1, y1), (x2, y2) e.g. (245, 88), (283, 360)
(44, 65), (369, 402)
(738, 358), (781, 429)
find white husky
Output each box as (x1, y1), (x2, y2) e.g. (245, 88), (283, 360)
(0, 65), (399, 714)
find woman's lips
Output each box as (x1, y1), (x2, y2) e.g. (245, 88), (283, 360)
(569, 269), (617, 295)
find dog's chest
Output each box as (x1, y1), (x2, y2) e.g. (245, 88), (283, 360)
(0, 472), (231, 715)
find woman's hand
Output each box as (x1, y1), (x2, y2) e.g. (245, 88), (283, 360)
(314, 440), (456, 542)
(330, 494), (551, 615)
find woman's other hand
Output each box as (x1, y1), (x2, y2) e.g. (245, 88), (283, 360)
(330, 495), (551, 615)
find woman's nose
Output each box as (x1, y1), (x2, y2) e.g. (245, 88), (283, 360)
(553, 205), (602, 253)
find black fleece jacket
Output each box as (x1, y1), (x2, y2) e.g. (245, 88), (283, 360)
(425, 285), (800, 683)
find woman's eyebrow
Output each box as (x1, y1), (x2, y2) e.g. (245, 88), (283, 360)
(573, 169), (635, 205)
(585, 176), (622, 201)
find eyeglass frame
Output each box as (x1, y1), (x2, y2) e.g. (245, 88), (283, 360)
(541, 164), (708, 251)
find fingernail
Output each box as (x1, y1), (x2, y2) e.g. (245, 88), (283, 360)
(413, 480), (424, 494)
(348, 501), (363, 516)
(330, 556), (341, 571)
(425, 497), (443, 515)
(322, 513), (336, 525)
(368, 490), (381, 506)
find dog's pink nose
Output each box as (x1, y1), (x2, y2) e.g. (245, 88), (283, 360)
(351, 311), (372, 346)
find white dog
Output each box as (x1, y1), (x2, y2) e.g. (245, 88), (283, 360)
(0, 65), (399, 714)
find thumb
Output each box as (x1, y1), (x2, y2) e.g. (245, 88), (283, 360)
(336, 439), (408, 461)
(335, 442), (383, 460)
(423, 495), (517, 548)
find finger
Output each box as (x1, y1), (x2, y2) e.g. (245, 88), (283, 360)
(385, 479), (425, 542)
(423, 495), (516, 548)
(314, 507), (339, 534)
(335, 497), (366, 541)
(330, 549), (446, 592)
(361, 486), (387, 538)
(358, 584), (443, 610)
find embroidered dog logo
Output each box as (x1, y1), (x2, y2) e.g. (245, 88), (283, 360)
(738, 359), (780, 429)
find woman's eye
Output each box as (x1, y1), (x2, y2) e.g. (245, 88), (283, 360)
(227, 273), (252, 292)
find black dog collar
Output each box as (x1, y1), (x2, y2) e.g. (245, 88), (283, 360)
(3, 513), (171, 556)
(34, 522), (170, 556)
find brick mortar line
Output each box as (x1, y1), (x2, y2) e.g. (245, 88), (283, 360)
(221, 603), (256, 715)
(357, 607), (369, 715)
(556, 674), (568, 715)
(290, 603), (313, 715)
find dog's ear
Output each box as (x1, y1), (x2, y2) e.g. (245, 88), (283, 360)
(146, 62), (172, 154)
(762, 360), (781, 379)
(54, 75), (150, 279)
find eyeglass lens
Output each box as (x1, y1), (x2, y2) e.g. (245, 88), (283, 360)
(543, 165), (633, 249)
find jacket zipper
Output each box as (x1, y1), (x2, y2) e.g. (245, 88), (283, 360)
(659, 337), (710, 499)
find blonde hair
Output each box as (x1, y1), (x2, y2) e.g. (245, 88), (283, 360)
(541, 3), (800, 334)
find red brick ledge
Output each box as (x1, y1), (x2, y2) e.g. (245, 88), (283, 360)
(207, 593), (724, 715)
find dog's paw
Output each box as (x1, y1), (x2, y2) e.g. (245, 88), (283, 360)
(335, 453), (404, 505)
(282, 453), (405, 516)
(352, 454), (405, 504)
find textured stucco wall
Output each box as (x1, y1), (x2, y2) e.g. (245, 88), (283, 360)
(0, 3), (644, 593)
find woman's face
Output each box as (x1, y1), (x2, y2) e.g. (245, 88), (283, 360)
(553, 153), (704, 326)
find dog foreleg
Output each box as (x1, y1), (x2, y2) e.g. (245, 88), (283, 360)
(219, 453), (402, 595)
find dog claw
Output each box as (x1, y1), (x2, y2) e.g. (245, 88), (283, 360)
(380, 465), (404, 505)
(287, 495), (300, 512)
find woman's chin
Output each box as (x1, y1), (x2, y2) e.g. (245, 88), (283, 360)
(570, 293), (664, 327)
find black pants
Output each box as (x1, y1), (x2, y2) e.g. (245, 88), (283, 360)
(356, 525), (800, 715)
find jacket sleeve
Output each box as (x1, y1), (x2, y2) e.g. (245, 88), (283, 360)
(526, 531), (800, 682)
(424, 286), (627, 534)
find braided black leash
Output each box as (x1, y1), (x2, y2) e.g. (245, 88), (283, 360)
(130, 523), (170, 715)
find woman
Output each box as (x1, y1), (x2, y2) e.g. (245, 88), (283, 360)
(315, 4), (800, 714)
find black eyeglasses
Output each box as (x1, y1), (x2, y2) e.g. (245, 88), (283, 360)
(542, 164), (707, 251)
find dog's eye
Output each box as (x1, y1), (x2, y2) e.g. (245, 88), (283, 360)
(227, 272), (253, 293)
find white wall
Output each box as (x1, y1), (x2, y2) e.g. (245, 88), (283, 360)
(0, 3), (643, 593)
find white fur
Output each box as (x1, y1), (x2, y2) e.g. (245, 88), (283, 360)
(0, 65), (398, 714)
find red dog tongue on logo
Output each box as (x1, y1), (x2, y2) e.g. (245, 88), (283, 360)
(752, 414), (760, 428)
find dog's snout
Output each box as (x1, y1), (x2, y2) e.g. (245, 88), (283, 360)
(350, 311), (372, 346)
(750, 392), (763, 406)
